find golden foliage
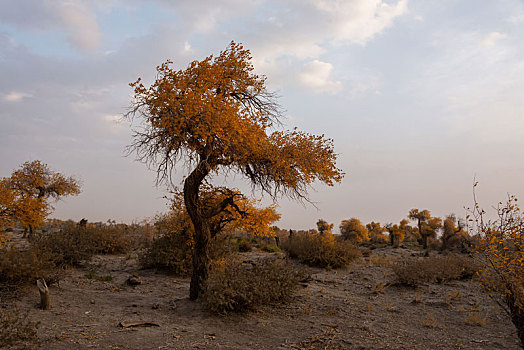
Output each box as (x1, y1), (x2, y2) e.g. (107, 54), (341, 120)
(470, 194), (524, 343)
(316, 219), (334, 235)
(408, 208), (441, 248)
(366, 221), (389, 244)
(168, 185), (281, 241)
(340, 218), (369, 243)
(127, 41), (344, 299)
(441, 214), (470, 251)
(385, 223), (405, 247)
(0, 161), (80, 234)
(127, 41), (344, 200)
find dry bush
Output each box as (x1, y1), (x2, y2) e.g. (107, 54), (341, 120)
(140, 232), (232, 275)
(89, 224), (133, 254)
(232, 237), (252, 252)
(0, 245), (59, 286)
(139, 231), (193, 275)
(261, 244), (280, 253)
(0, 308), (40, 349)
(32, 224), (96, 267)
(369, 232), (389, 245)
(281, 232), (361, 269)
(201, 257), (302, 314)
(393, 255), (480, 287)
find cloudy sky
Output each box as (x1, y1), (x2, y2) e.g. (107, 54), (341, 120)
(1, 0), (523, 230)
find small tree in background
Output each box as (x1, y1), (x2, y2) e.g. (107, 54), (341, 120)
(316, 219), (334, 235)
(127, 42), (344, 300)
(0, 161), (81, 237)
(469, 192), (524, 346)
(340, 218), (369, 243)
(423, 216), (442, 248)
(408, 209), (441, 249)
(385, 223), (404, 248)
(366, 221), (389, 244)
(441, 214), (470, 251)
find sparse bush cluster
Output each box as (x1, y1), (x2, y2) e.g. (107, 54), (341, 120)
(0, 245), (56, 286)
(392, 255), (480, 287)
(140, 231), (193, 275)
(140, 228), (235, 275)
(281, 232), (361, 269)
(32, 224), (97, 267)
(0, 308), (40, 349)
(0, 220), (151, 288)
(201, 257), (302, 314)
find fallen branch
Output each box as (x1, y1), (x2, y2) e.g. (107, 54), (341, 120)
(118, 321), (160, 328)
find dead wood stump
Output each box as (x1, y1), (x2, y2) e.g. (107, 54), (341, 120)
(37, 278), (50, 310)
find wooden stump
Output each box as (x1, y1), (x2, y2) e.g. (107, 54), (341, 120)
(37, 278), (50, 310)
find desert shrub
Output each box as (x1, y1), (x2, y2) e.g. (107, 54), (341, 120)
(140, 231), (232, 275)
(139, 231), (193, 275)
(201, 257), (301, 314)
(89, 224), (133, 254)
(262, 244), (280, 253)
(0, 308), (40, 349)
(369, 232), (389, 245)
(0, 245), (59, 286)
(85, 269), (113, 282)
(281, 232), (361, 269)
(236, 238), (252, 252)
(32, 223), (96, 267)
(393, 255), (480, 287)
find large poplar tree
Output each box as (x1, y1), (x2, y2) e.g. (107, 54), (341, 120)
(127, 42), (344, 300)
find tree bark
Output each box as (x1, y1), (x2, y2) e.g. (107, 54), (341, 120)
(421, 233), (428, 250)
(507, 291), (524, 348)
(184, 160), (211, 301)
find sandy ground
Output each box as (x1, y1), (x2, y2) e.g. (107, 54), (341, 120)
(1, 245), (521, 349)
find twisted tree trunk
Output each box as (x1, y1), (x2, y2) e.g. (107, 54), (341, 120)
(184, 160), (211, 301)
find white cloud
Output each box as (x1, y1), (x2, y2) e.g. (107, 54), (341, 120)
(51, 0), (101, 51)
(507, 13), (524, 24)
(103, 114), (121, 123)
(480, 32), (507, 47)
(0, 0), (101, 51)
(183, 41), (192, 53)
(312, 0), (409, 44)
(414, 15), (424, 22)
(298, 60), (342, 94)
(3, 91), (31, 102)
(209, 0), (409, 84)
(347, 77), (381, 99)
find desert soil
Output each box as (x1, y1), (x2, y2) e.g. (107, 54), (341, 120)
(1, 244), (521, 349)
